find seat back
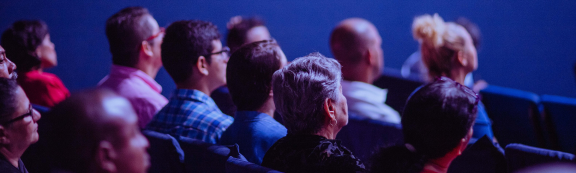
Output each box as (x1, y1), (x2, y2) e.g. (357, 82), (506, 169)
(336, 114), (403, 161)
(179, 137), (231, 173)
(541, 94), (576, 153)
(373, 68), (425, 115)
(225, 157), (283, 173)
(505, 143), (575, 172)
(479, 85), (545, 147)
(142, 130), (185, 173)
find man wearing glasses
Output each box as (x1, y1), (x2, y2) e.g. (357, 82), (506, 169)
(98, 7), (168, 129)
(146, 20), (233, 144)
(0, 78), (41, 173)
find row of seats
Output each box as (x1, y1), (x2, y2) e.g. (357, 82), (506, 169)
(142, 130), (282, 173)
(373, 68), (576, 153)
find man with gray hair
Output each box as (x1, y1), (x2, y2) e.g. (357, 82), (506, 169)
(262, 52), (366, 173)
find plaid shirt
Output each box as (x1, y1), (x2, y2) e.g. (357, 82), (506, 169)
(146, 89), (234, 144)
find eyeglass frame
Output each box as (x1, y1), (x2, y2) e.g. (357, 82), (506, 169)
(1, 104), (33, 126)
(145, 27), (165, 42)
(202, 46), (230, 58)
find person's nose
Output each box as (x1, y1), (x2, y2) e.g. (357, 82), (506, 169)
(7, 59), (16, 74)
(32, 109), (41, 122)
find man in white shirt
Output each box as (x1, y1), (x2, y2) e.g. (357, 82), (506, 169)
(329, 18), (400, 124)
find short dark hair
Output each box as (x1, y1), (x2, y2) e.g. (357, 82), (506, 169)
(227, 40), (283, 111)
(226, 17), (265, 53)
(0, 78), (18, 122)
(455, 17), (481, 50)
(162, 20), (221, 84)
(1, 20), (48, 72)
(370, 77), (478, 173)
(105, 6), (154, 67)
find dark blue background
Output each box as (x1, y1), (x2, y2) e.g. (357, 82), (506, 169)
(1, 0), (575, 98)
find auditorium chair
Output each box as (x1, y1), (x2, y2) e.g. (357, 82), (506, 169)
(373, 68), (425, 115)
(142, 130), (185, 173)
(541, 94), (576, 153)
(179, 137), (241, 173)
(226, 157), (283, 173)
(479, 85), (545, 148)
(336, 113), (403, 162)
(505, 143), (575, 172)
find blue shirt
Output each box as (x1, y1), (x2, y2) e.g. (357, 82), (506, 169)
(220, 111), (287, 165)
(146, 89), (234, 144)
(472, 101), (495, 141)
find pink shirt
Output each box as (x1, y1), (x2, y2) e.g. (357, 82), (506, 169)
(97, 65), (168, 128)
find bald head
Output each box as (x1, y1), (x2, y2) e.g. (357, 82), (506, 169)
(45, 89), (149, 173)
(330, 18), (383, 83)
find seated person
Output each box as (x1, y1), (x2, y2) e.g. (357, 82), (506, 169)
(44, 89), (149, 173)
(146, 20), (233, 144)
(370, 77), (477, 173)
(1, 20), (70, 107)
(330, 18), (400, 124)
(98, 7), (168, 129)
(0, 78), (41, 173)
(212, 16), (272, 116)
(0, 46), (17, 79)
(219, 40), (288, 165)
(261, 52), (366, 173)
(411, 13), (494, 141)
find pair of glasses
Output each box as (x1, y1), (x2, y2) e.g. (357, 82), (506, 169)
(1, 105), (33, 125)
(436, 76), (480, 105)
(145, 27), (165, 42)
(202, 47), (230, 58)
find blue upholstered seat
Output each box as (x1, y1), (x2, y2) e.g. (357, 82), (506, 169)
(372, 68), (425, 115)
(226, 157), (283, 173)
(479, 85), (545, 147)
(142, 130), (185, 173)
(178, 136), (232, 173)
(541, 94), (576, 153)
(336, 114), (403, 162)
(505, 143), (575, 172)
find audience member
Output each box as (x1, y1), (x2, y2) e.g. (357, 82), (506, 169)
(212, 16), (272, 116)
(1, 20), (70, 108)
(97, 7), (168, 129)
(44, 89), (149, 173)
(261, 52), (366, 173)
(0, 78), (41, 173)
(411, 13), (494, 141)
(146, 20), (233, 144)
(219, 40), (288, 165)
(370, 77), (477, 173)
(0, 46), (17, 79)
(330, 18), (400, 124)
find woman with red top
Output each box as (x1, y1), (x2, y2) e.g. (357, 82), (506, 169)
(1, 20), (70, 107)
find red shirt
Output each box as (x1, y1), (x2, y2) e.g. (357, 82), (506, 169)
(18, 70), (70, 107)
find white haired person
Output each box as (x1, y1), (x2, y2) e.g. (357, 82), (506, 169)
(261, 52), (366, 173)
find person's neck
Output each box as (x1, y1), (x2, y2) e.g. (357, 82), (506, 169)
(342, 65), (374, 84)
(176, 79), (215, 96)
(422, 154), (456, 173)
(256, 98), (275, 118)
(449, 68), (468, 85)
(0, 147), (24, 168)
(134, 63), (160, 79)
(315, 126), (337, 139)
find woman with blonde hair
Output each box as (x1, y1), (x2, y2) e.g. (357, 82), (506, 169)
(412, 13), (493, 141)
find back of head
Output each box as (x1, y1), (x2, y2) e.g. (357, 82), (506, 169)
(370, 77), (477, 173)
(106, 6), (153, 67)
(1, 20), (48, 72)
(455, 17), (481, 50)
(161, 20), (221, 84)
(45, 89), (124, 172)
(0, 78), (18, 122)
(412, 14), (467, 79)
(226, 17), (266, 53)
(227, 39), (284, 111)
(272, 52), (342, 135)
(329, 18), (376, 66)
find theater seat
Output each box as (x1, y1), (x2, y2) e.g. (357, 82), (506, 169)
(505, 143), (575, 172)
(226, 157), (283, 173)
(142, 130), (185, 173)
(373, 68), (425, 115)
(541, 95), (576, 153)
(178, 137), (231, 173)
(479, 85), (545, 148)
(336, 114), (403, 162)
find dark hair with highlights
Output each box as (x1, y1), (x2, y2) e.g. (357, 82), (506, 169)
(1, 20), (49, 72)
(0, 78), (18, 123)
(105, 6), (154, 67)
(226, 17), (265, 53)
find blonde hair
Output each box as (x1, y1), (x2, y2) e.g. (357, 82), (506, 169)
(412, 13), (466, 80)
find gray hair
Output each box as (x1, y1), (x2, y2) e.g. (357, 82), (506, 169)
(272, 52), (342, 135)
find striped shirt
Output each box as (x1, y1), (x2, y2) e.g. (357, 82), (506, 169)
(146, 89), (234, 144)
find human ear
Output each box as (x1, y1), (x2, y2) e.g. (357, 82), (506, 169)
(140, 41), (154, 57)
(0, 126), (8, 144)
(96, 141), (118, 172)
(457, 50), (467, 66)
(196, 56), (209, 76)
(323, 98), (336, 123)
(457, 129), (474, 155)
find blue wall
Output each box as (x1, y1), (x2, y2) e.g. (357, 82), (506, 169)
(1, 0), (575, 98)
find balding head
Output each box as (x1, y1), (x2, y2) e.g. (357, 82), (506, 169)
(330, 18), (383, 83)
(45, 89), (149, 173)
